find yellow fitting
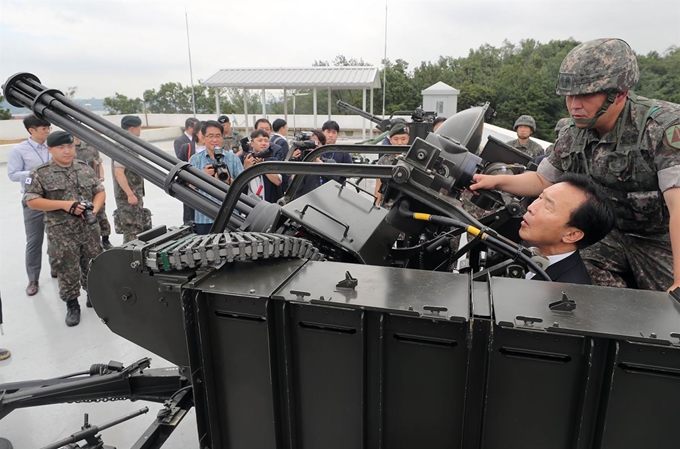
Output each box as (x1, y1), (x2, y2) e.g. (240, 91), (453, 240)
(413, 213), (431, 221)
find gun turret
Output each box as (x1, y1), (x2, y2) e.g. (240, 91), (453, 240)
(336, 100), (392, 132)
(336, 100), (438, 143)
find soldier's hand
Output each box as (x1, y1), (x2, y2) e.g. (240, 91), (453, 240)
(67, 201), (86, 216)
(127, 193), (139, 206)
(204, 164), (216, 177)
(468, 174), (498, 194)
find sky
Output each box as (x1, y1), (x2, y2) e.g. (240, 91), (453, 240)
(1, 0), (678, 99)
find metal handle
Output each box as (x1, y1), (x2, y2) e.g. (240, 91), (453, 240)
(342, 181), (377, 202)
(297, 204), (351, 240)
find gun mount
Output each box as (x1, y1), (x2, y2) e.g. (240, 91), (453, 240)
(2, 73), (680, 449)
(337, 100), (437, 144)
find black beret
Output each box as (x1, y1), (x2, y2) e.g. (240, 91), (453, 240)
(217, 115), (230, 124)
(46, 131), (74, 147)
(389, 123), (409, 137)
(121, 115), (142, 128)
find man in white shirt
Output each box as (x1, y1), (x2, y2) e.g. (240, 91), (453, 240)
(6, 115), (53, 295)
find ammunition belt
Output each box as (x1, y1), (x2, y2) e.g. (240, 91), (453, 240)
(144, 231), (323, 272)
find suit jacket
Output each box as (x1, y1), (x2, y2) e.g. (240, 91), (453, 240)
(177, 142), (196, 162)
(174, 133), (192, 158)
(270, 134), (290, 156)
(532, 251), (592, 285)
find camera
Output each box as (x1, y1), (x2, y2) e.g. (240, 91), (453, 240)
(213, 147), (231, 182)
(79, 201), (98, 225)
(240, 137), (273, 159)
(290, 132), (318, 161)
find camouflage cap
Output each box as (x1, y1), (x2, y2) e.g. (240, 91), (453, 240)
(556, 38), (639, 96)
(46, 130), (74, 147)
(121, 115), (142, 128)
(513, 115), (536, 132)
(389, 123), (409, 137)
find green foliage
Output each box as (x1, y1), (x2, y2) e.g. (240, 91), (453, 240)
(636, 46), (680, 104)
(65, 86), (78, 99)
(100, 42), (678, 138)
(103, 93), (143, 115)
(0, 94), (11, 120)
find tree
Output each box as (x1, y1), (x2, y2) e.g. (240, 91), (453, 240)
(143, 82), (192, 114)
(65, 86), (78, 99)
(373, 59), (418, 115)
(103, 93), (143, 115)
(637, 46), (680, 104)
(0, 94), (11, 120)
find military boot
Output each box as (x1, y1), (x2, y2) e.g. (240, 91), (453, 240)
(101, 236), (113, 250)
(65, 299), (81, 327)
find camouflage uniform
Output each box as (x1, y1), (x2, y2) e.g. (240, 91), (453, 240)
(540, 38), (680, 291)
(506, 138), (544, 160)
(509, 115), (544, 159)
(223, 130), (245, 153)
(112, 153), (151, 243)
(23, 160), (104, 302)
(541, 95), (680, 290)
(75, 141), (111, 237)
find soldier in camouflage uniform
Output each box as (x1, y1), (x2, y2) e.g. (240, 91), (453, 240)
(74, 136), (113, 249)
(23, 131), (105, 326)
(540, 118), (573, 164)
(218, 115), (245, 153)
(471, 38), (680, 293)
(374, 124), (410, 206)
(112, 116), (152, 243)
(506, 115), (545, 159)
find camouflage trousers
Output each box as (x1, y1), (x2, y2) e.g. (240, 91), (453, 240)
(48, 226), (102, 301)
(114, 200), (151, 243)
(97, 202), (111, 237)
(580, 228), (673, 291)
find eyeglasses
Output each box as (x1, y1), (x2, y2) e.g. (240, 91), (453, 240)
(204, 134), (223, 140)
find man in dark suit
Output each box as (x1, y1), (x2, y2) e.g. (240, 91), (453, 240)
(270, 119), (290, 156)
(174, 117), (199, 158)
(521, 173), (614, 285)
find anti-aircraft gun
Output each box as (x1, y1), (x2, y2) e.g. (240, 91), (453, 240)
(337, 99), (437, 144)
(2, 72), (680, 449)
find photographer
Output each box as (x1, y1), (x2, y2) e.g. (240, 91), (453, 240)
(289, 130), (340, 200)
(236, 119), (286, 162)
(241, 129), (283, 202)
(188, 120), (244, 235)
(23, 131), (105, 327)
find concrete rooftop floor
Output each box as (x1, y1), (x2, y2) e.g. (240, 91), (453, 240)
(0, 139), (200, 448)
(0, 137), (376, 448)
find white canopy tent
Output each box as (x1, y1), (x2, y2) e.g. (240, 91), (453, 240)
(201, 67), (382, 138)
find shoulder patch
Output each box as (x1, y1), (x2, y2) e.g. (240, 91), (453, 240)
(664, 124), (680, 150)
(25, 177), (32, 185)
